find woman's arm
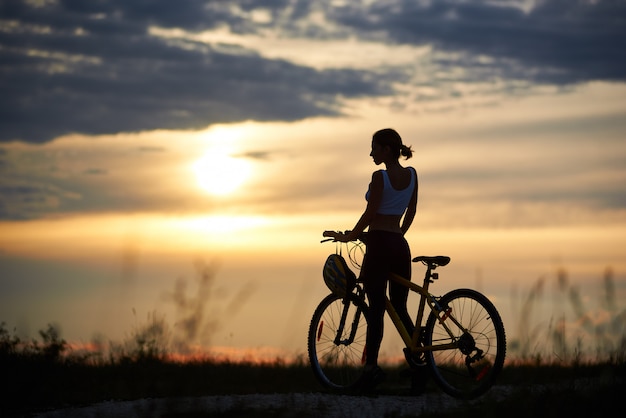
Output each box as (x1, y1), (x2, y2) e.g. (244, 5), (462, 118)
(400, 172), (418, 235)
(342, 171), (383, 242)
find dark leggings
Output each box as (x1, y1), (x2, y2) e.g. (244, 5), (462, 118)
(360, 230), (412, 366)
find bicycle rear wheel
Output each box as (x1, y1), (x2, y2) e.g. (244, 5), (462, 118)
(307, 293), (369, 391)
(424, 289), (506, 399)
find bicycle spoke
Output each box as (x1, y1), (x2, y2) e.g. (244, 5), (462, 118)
(425, 289), (506, 399)
(308, 294), (369, 390)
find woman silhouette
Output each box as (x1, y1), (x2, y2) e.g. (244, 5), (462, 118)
(324, 128), (418, 391)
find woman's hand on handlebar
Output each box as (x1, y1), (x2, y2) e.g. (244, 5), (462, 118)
(322, 230), (352, 242)
(322, 230), (368, 244)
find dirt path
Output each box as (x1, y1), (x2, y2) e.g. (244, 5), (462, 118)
(35, 387), (514, 417)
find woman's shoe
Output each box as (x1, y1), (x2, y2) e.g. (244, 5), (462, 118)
(352, 365), (386, 393)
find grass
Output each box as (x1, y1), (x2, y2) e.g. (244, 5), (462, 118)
(2, 264), (624, 416)
(2, 322), (624, 418)
(4, 357), (624, 417)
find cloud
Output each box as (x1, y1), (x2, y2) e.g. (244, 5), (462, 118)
(330, 0), (626, 85)
(234, 151), (272, 161)
(0, 0), (396, 143)
(2, 1), (624, 144)
(0, 180), (80, 220)
(1, 1), (624, 227)
(7, 82), (626, 225)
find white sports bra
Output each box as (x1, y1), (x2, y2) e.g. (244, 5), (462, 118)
(365, 167), (416, 215)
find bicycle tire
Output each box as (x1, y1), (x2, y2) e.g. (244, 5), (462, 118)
(424, 288), (506, 399)
(307, 292), (369, 391)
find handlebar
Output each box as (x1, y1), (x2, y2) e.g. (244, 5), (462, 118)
(321, 230), (344, 242)
(321, 230), (368, 244)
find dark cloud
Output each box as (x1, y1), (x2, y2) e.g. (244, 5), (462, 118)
(331, 0), (626, 84)
(235, 151), (272, 161)
(0, 0), (395, 143)
(0, 0), (624, 144)
(0, 181), (77, 220)
(82, 168), (107, 175)
(137, 146), (166, 153)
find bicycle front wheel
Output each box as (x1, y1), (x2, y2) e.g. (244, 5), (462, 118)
(307, 293), (369, 391)
(424, 289), (506, 399)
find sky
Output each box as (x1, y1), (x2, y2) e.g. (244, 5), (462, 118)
(1, 0), (625, 362)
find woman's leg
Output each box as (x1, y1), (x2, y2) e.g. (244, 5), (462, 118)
(360, 233), (387, 366)
(389, 236), (413, 334)
(361, 232), (413, 364)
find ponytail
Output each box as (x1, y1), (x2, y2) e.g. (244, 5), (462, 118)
(400, 144), (413, 160)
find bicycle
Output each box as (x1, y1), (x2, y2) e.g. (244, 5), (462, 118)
(307, 232), (506, 399)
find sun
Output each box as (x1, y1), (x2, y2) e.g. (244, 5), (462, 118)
(192, 149), (252, 196)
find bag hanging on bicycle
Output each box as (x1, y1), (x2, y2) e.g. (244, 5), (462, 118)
(322, 254), (357, 297)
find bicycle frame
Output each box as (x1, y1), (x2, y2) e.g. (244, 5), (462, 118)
(336, 263), (467, 356)
(386, 271), (464, 355)
(324, 236), (468, 355)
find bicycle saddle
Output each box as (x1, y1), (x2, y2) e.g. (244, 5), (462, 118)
(412, 256), (451, 267)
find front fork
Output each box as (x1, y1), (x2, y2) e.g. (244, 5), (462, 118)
(334, 295), (364, 346)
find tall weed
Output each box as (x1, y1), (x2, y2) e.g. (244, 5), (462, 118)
(510, 266), (626, 364)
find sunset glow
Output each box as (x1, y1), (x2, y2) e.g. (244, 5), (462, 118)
(1, 1), (625, 363)
(192, 149), (252, 196)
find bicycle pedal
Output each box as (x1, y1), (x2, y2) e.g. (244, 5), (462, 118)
(403, 348), (426, 368)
